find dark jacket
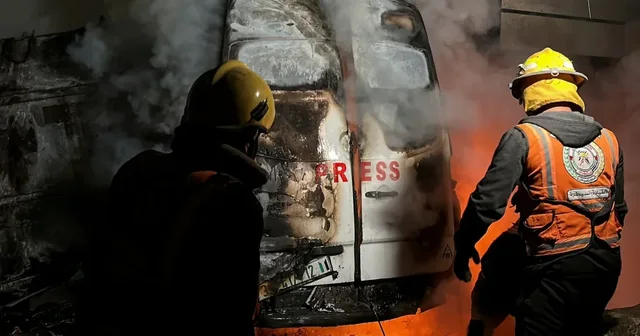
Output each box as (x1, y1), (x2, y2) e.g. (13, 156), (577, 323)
(80, 136), (267, 335)
(456, 111), (626, 266)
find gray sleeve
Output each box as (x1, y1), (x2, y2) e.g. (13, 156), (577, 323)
(456, 127), (528, 247)
(615, 146), (627, 225)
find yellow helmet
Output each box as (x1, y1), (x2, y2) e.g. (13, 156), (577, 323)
(181, 60), (276, 133)
(509, 47), (588, 100)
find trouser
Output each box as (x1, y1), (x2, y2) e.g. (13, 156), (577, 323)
(515, 242), (621, 336)
(468, 234), (621, 336)
(468, 232), (525, 336)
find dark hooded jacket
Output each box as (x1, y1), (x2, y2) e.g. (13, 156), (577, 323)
(456, 111), (626, 269)
(80, 127), (268, 335)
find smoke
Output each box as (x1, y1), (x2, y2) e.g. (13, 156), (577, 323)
(414, 1), (520, 332)
(67, 0), (227, 185)
(322, 0), (640, 331)
(415, 0), (640, 324)
(63, 0), (640, 327)
(581, 53), (640, 309)
(322, 0), (448, 148)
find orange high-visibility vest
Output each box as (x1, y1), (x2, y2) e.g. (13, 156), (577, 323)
(513, 122), (623, 257)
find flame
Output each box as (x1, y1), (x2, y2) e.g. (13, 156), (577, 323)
(426, 128), (520, 335)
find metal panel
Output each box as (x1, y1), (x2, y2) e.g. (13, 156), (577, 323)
(502, 0), (590, 19)
(588, 0), (628, 22)
(1, 31), (94, 198)
(627, 0), (640, 21)
(500, 12), (626, 58)
(625, 21), (640, 53)
(0, 0), (104, 39)
(502, 0), (628, 23)
(0, 33), (95, 105)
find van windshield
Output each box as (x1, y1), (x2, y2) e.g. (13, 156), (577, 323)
(231, 39), (342, 91)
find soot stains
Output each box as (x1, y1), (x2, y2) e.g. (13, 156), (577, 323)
(1, 114), (38, 192)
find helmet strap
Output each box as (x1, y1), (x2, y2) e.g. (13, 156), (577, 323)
(244, 130), (261, 159)
(246, 139), (258, 159)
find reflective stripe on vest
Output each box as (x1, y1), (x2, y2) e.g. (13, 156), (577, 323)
(514, 123), (622, 257)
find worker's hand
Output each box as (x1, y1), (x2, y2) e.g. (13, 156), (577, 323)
(453, 246), (480, 283)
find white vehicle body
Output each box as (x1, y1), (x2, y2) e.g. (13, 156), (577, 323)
(223, 0), (457, 326)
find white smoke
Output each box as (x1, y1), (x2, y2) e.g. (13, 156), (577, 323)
(321, 0), (640, 330)
(417, 0), (640, 318)
(315, 0), (520, 267)
(67, 0), (227, 185)
(581, 51), (640, 310)
(64, 0), (640, 317)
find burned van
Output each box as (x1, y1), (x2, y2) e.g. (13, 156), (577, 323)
(223, 0), (457, 327)
(0, 32), (93, 333)
(0, 0), (456, 330)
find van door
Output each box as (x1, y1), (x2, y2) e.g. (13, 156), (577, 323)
(225, 38), (356, 298)
(352, 10), (455, 281)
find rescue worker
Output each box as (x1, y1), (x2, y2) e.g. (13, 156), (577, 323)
(78, 60), (275, 335)
(453, 47), (627, 335)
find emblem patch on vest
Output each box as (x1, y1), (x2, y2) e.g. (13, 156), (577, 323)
(563, 143), (606, 184)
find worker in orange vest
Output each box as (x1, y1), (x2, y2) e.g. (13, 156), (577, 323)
(79, 60), (275, 335)
(453, 47), (627, 335)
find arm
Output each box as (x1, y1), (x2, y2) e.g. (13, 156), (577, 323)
(615, 147), (627, 225)
(455, 128), (528, 249)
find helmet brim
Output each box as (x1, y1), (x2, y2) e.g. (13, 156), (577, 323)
(510, 70), (588, 99)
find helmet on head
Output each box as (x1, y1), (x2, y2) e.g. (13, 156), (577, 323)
(509, 47), (588, 101)
(181, 60), (276, 133)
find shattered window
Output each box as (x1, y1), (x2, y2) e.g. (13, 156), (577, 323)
(257, 92), (329, 162)
(352, 38), (440, 150)
(382, 12), (415, 33)
(361, 89), (442, 151)
(353, 40), (430, 90)
(380, 10), (429, 47)
(230, 39), (342, 91)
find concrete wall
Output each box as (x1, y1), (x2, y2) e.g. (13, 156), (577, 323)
(625, 21), (640, 53)
(499, 0), (635, 58)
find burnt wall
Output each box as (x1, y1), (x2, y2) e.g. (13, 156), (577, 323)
(0, 30), (98, 308)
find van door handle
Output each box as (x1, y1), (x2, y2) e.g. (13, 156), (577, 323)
(365, 190), (399, 199)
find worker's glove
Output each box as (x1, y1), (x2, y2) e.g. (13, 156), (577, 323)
(453, 233), (480, 283)
(454, 247), (480, 283)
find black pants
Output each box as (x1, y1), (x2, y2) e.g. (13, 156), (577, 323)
(471, 234), (620, 336)
(470, 232), (525, 334)
(515, 241), (621, 335)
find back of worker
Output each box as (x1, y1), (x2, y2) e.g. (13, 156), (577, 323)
(454, 48), (627, 336)
(512, 106), (623, 335)
(79, 60), (276, 335)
